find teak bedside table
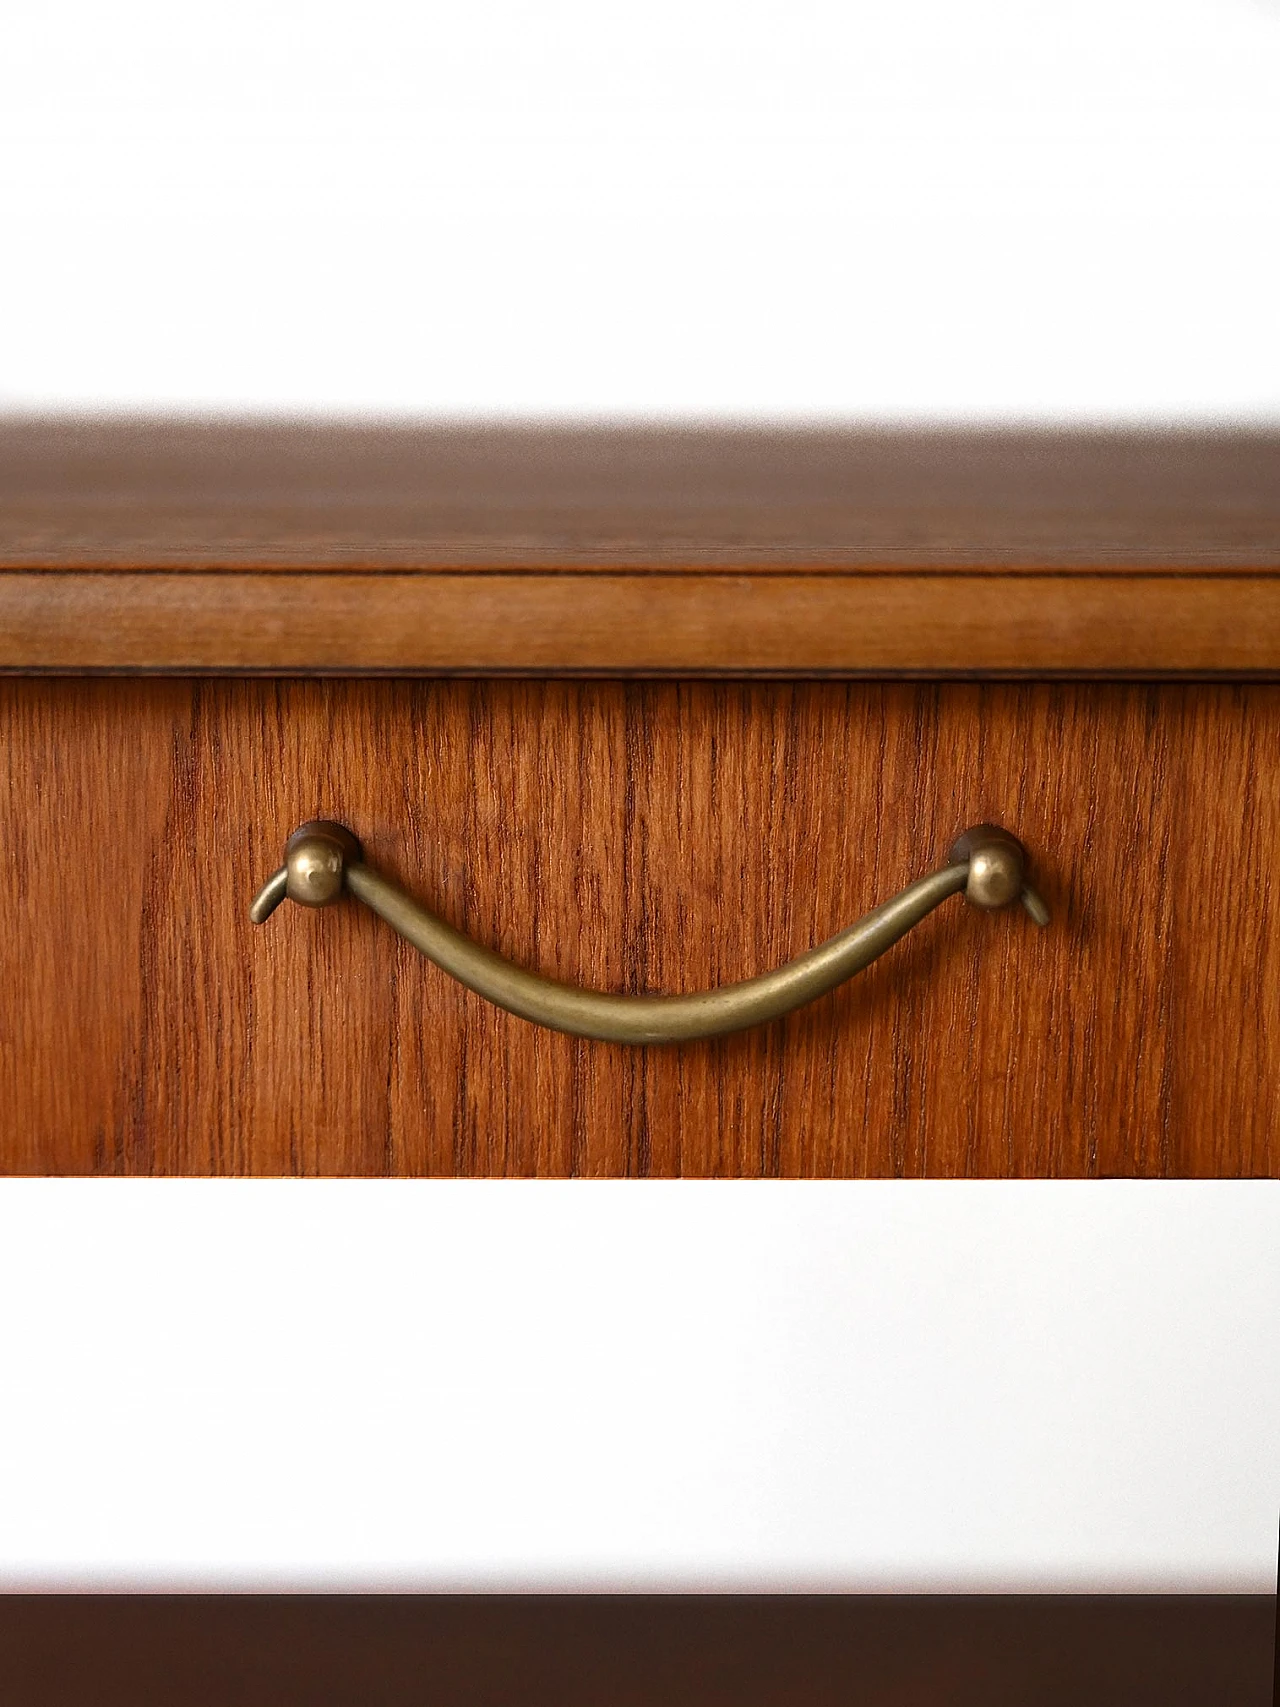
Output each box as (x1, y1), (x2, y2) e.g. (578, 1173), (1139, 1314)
(2, 420), (1277, 1177)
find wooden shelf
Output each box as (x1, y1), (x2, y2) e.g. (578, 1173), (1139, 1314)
(1, 1594), (1273, 1706)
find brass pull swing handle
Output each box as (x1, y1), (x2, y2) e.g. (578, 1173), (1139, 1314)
(250, 821), (1048, 1045)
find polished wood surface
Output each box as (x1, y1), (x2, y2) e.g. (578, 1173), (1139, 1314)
(3, 420), (1278, 675)
(1, 1596), (1272, 1707)
(8, 568), (1280, 675)
(3, 678), (1275, 1177)
(4, 419), (1279, 570)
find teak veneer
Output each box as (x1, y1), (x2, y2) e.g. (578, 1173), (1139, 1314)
(2, 421), (1278, 1177)
(3, 420), (1280, 676)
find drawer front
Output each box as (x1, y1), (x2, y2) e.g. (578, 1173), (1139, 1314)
(3, 679), (1276, 1177)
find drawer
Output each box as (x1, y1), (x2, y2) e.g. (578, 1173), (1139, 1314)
(4, 676), (1277, 1177)
(3, 421), (1278, 1178)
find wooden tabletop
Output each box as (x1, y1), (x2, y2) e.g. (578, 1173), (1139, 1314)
(2, 419), (1279, 672)
(4, 417), (1279, 570)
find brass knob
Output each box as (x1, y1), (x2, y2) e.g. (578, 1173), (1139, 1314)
(948, 823), (1048, 922)
(284, 821), (361, 909)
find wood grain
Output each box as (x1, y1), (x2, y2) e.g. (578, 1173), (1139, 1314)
(3, 419), (1278, 570)
(7, 569), (1280, 675)
(1, 1596), (1273, 1707)
(5, 421), (1277, 673)
(2, 678), (1275, 1177)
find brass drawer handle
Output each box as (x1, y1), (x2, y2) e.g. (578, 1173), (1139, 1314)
(251, 821), (1048, 1044)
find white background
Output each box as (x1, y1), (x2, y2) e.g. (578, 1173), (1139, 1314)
(1, 0), (1278, 1591)
(2, 0), (1279, 418)
(0, 1181), (1276, 1590)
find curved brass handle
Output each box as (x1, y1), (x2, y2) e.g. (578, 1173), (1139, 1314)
(250, 821), (1048, 1044)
